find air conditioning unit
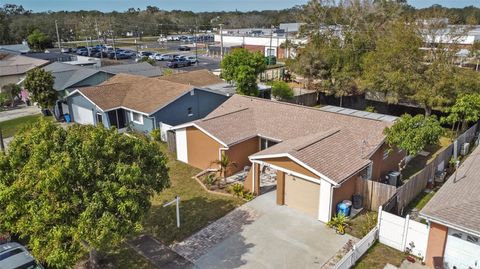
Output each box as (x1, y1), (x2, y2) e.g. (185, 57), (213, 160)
(387, 171), (401, 187)
(461, 143), (470, 156)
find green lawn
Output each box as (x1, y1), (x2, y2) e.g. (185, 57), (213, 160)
(354, 241), (405, 269)
(0, 114), (51, 138)
(142, 142), (245, 245)
(107, 142), (244, 268)
(406, 191), (435, 212)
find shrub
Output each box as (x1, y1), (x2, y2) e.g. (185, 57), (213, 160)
(150, 129), (161, 142)
(327, 213), (350, 235)
(365, 106), (377, 113)
(243, 192), (255, 201)
(204, 173), (218, 188)
(229, 183), (244, 197)
(358, 212), (378, 237)
(271, 81), (294, 100)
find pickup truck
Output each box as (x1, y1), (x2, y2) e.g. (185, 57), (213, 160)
(166, 58), (190, 68)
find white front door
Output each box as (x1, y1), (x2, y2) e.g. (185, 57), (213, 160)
(71, 104), (94, 125)
(444, 228), (480, 269)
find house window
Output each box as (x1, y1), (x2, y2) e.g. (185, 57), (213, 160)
(187, 107), (193, 117)
(130, 111), (143, 124)
(96, 113), (103, 125)
(260, 137), (278, 150)
(383, 149), (389, 160)
(190, 91), (195, 96)
(366, 163), (373, 180)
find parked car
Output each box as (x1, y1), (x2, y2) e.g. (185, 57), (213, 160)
(178, 45), (191, 51)
(158, 54), (173, 61)
(185, 56), (198, 64)
(92, 51), (108, 58)
(60, 47), (72, 53)
(138, 51), (154, 58)
(167, 58), (190, 68)
(122, 50), (136, 57)
(0, 242), (44, 269)
(149, 53), (163, 61)
(76, 48), (88, 55)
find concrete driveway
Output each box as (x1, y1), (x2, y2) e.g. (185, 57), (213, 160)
(173, 191), (353, 269)
(0, 105), (41, 122)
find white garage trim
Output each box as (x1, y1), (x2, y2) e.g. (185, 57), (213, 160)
(176, 128), (188, 163)
(319, 179), (333, 222)
(71, 104), (94, 125)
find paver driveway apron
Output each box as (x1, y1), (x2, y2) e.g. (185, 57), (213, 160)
(173, 191), (353, 269)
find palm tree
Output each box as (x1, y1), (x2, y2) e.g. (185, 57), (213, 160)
(211, 153), (237, 182)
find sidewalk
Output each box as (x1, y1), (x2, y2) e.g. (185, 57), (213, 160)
(0, 106), (41, 123)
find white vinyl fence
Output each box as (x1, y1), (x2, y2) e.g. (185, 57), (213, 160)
(333, 227), (378, 269)
(378, 206), (429, 260)
(159, 122), (173, 142)
(332, 206), (429, 269)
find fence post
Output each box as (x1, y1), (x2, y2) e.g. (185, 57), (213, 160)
(377, 206), (383, 230)
(401, 214), (410, 252)
(453, 140), (458, 160)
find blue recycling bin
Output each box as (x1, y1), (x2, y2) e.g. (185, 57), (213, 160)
(336, 202), (351, 217)
(64, 114), (71, 123)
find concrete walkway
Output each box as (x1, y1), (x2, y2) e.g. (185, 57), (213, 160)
(0, 105), (41, 123)
(128, 235), (194, 269)
(174, 191), (353, 269)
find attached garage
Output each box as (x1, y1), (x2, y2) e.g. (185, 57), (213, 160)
(284, 174), (320, 218)
(443, 228), (480, 269)
(71, 104), (94, 125)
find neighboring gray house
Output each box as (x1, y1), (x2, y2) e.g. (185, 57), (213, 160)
(43, 62), (114, 117)
(0, 42), (30, 54)
(65, 72), (231, 135)
(99, 62), (163, 77)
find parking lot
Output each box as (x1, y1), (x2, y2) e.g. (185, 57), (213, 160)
(56, 40), (220, 72)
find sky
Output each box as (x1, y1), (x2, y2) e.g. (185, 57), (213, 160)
(4, 0), (480, 12)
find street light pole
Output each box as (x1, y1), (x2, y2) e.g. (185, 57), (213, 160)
(55, 20), (61, 49)
(219, 23), (224, 60)
(195, 21), (199, 66)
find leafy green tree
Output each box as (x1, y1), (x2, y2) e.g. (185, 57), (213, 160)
(221, 48), (266, 96)
(362, 20), (424, 104)
(23, 68), (57, 112)
(27, 29), (51, 51)
(1, 83), (21, 107)
(271, 81), (294, 100)
(384, 114), (444, 156)
(442, 93), (480, 135)
(138, 56), (155, 65)
(0, 92), (7, 107)
(0, 120), (169, 268)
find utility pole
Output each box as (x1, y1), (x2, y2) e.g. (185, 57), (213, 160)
(95, 19), (103, 60)
(269, 25), (274, 65)
(219, 23), (224, 60)
(285, 27), (289, 59)
(55, 20), (61, 49)
(195, 20), (199, 66)
(109, 19), (117, 60)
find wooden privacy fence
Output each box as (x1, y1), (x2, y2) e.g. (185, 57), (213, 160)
(357, 178), (397, 211)
(395, 123), (478, 215)
(285, 91), (318, 107)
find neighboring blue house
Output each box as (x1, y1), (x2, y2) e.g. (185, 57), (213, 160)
(65, 71), (232, 136)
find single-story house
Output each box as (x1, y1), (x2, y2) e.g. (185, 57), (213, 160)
(42, 62), (115, 117)
(172, 95), (405, 222)
(0, 52), (48, 89)
(421, 144), (480, 269)
(0, 42), (30, 54)
(65, 73), (231, 134)
(99, 62), (163, 77)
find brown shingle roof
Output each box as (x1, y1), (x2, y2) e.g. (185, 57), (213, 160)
(194, 95), (391, 183)
(158, 69), (224, 87)
(78, 74), (193, 114)
(0, 53), (48, 76)
(420, 145), (480, 235)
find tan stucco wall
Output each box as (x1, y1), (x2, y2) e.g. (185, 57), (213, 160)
(0, 74), (24, 90)
(259, 157), (320, 179)
(370, 143), (406, 182)
(225, 137), (259, 176)
(186, 126), (222, 170)
(331, 174), (360, 216)
(425, 222), (448, 268)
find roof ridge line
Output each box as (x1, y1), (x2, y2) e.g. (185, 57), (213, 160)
(202, 107), (250, 122)
(293, 128), (341, 152)
(237, 95), (385, 123)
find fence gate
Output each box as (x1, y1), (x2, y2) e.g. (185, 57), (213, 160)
(167, 130), (176, 153)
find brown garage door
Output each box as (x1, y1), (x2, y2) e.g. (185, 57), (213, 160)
(284, 174), (320, 218)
